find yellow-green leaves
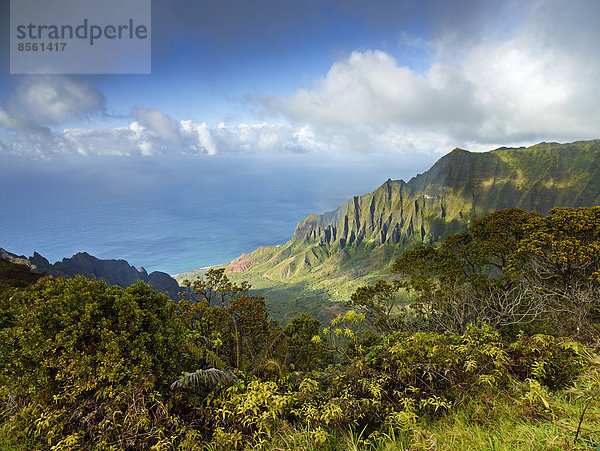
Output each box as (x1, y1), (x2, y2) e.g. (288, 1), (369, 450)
(1, 276), (187, 448)
(213, 379), (293, 441)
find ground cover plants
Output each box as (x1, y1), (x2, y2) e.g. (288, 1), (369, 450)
(1, 207), (600, 449)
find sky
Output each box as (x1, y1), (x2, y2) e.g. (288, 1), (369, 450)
(1, 0), (600, 271)
(1, 0), (599, 160)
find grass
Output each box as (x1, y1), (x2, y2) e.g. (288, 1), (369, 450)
(250, 360), (600, 451)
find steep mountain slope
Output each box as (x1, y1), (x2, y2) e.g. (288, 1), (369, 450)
(212, 141), (600, 301)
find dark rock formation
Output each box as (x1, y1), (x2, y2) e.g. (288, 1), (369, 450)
(1, 248), (180, 299)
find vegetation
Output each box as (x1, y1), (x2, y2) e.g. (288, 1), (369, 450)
(0, 259), (42, 291)
(2, 207), (600, 449)
(185, 140), (600, 322)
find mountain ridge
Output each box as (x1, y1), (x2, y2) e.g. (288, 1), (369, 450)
(0, 248), (181, 299)
(207, 140), (600, 306)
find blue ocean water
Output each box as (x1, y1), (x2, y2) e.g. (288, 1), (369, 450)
(0, 153), (434, 275)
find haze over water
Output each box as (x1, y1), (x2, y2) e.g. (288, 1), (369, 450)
(0, 153), (432, 275)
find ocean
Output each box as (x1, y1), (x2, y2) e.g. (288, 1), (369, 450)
(0, 153), (434, 275)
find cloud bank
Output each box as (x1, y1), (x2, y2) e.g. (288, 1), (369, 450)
(266, 1), (600, 145)
(1, 0), (599, 159)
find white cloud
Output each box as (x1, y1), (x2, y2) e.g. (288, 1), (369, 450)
(268, 43), (600, 146)
(133, 107), (182, 144)
(0, 118), (344, 158)
(0, 76), (104, 129)
(181, 120), (217, 155)
(0, 113), (539, 159)
(2, 112), (451, 158)
(283, 50), (480, 129)
(459, 37), (599, 142)
(260, 0), (600, 146)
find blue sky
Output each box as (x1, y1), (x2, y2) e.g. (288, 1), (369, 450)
(1, 0), (599, 159)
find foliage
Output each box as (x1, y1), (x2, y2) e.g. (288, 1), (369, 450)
(3, 206), (600, 449)
(350, 207), (600, 339)
(315, 309), (367, 362)
(283, 313), (332, 371)
(509, 206), (600, 284)
(0, 276), (186, 449)
(1, 277), (183, 398)
(509, 206), (600, 340)
(178, 268), (282, 373)
(509, 333), (590, 390)
(210, 379), (294, 446)
(170, 368), (238, 390)
(388, 209), (544, 334)
(347, 280), (404, 332)
(182, 267), (251, 307)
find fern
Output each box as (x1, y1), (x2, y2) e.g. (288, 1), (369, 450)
(243, 330), (286, 376)
(257, 358), (284, 378)
(170, 368), (238, 390)
(186, 341), (228, 371)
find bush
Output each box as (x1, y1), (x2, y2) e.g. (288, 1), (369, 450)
(0, 276), (186, 449)
(508, 332), (590, 389)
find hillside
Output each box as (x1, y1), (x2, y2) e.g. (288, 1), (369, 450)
(176, 140), (600, 322)
(0, 256), (43, 291)
(1, 248), (181, 299)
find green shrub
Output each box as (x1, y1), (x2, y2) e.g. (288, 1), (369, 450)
(209, 378), (293, 446)
(0, 276), (186, 449)
(509, 332), (590, 389)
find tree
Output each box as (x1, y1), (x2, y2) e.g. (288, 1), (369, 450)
(283, 313), (331, 371)
(391, 209), (550, 333)
(352, 209), (546, 334)
(182, 267), (251, 307)
(0, 276), (186, 448)
(179, 268), (280, 372)
(509, 207), (600, 340)
(469, 208), (539, 271)
(347, 279), (403, 332)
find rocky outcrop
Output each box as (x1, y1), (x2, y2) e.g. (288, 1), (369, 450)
(29, 252), (50, 270)
(2, 249), (181, 299)
(0, 248), (44, 285)
(0, 248), (34, 268)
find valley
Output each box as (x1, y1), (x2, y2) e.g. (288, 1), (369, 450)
(176, 140), (600, 322)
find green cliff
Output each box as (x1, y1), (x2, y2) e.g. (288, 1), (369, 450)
(177, 140), (600, 322)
